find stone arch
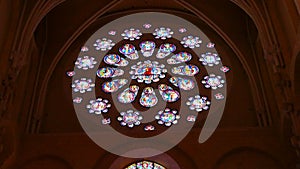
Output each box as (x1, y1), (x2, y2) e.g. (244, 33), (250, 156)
(92, 145), (197, 169)
(213, 147), (283, 169)
(20, 155), (73, 169)
(294, 52), (300, 102)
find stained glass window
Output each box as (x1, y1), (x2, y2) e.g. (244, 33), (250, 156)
(125, 160), (166, 169)
(68, 13), (229, 133)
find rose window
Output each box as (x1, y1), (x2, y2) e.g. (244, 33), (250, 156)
(69, 13), (229, 135)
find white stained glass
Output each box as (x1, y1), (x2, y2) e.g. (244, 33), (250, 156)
(169, 77), (195, 91)
(179, 28), (187, 33)
(73, 97), (82, 104)
(102, 79), (128, 93)
(143, 23), (152, 29)
(81, 46), (89, 52)
(153, 27), (173, 39)
(167, 52), (192, 64)
(180, 35), (202, 48)
(199, 52), (220, 67)
(71, 78), (95, 93)
(119, 44), (139, 60)
(118, 85), (139, 104)
(186, 95), (211, 112)
(155, 108), (180, 126)
(130, 60), (167, 84)
(125, 161), (166, 169)
(93, 38), (115, 51)
(104, 54), (129, 67)
(144, 125), (155, 131)
(186, 115), (196, 122)
(158, 84), (180, 102)
(202, 74), (225, 90)
(108, 30), (116, 36)
(171, 64), (199, 76)
(117, 110), (143, 128)
(96, 67), (124, 78)
(66, 71), (75, 77)
(139, 41), (156, 57)
(86, 98), (111, 114)
(206, 42), (215, 48)
(75, 56), (97, 70)
(220, 66), (230, 73)
(121, 28), (142, 41)
(139, 87), (158, 107)
(156, 43), (176, 59)
(215, 93), (225, 100)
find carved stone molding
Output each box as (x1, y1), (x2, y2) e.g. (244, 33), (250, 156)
(0, 50), (25, 119)
(0, 124), (16, 169)
(231, 0), (285, 68)
(291, 135), (300, 157)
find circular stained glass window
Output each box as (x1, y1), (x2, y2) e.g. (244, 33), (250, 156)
(125, 160), (166, 169)
(68, 12), (229, 158)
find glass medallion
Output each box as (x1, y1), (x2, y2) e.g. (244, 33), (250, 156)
(186, 95), (210, 112)
(202, 74), (225, 89)
(104, 54), (121, 65)
(167, 52), (192, 64)
(121, 28), (142, 41)
(158, 84), (180, 102)
(117, 110), (143, 128)
(214, 93), (225, 100)
(143, 23), (152, 29)
(114, 58), (129, 67)
(72, 78), (95, 93)
(156, 43), (176, 59)
(73, 97), (82, 104)
(171, 64), (199, 76)
(139, 41), (156, 57)
(102, 118), (111, 124)
(153, 27), (173, 39)
(81, 46), (89, 52)
(206, 42), (215, 48)
(155, 108), (180, 126)
(93, 38), (115, 51)
(220, 66), (230, 73)
(186, 115), (196, 122)
(118, 85), (139, 104)
(102, 79), (128, 93)
(86, 98), (111, 114)
(144, 125), (155, 131)
(139, 87), (158, 107)
(179, 28), (187, 33)
(180, 35), (202, 48)
(199, 52), (220, 67)
(66, 71), (75, 77)
(96, 67), (124, 78)
(130, 60), (167, 84)
(169, 77), (195, 91)
(75, 56), (97, 70)
(103, 54), (129, 67)
(119, 44), (139, 60)
(108, 30), (116, 36)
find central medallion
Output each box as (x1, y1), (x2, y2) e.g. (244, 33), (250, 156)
(129, 60), (167, 84)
